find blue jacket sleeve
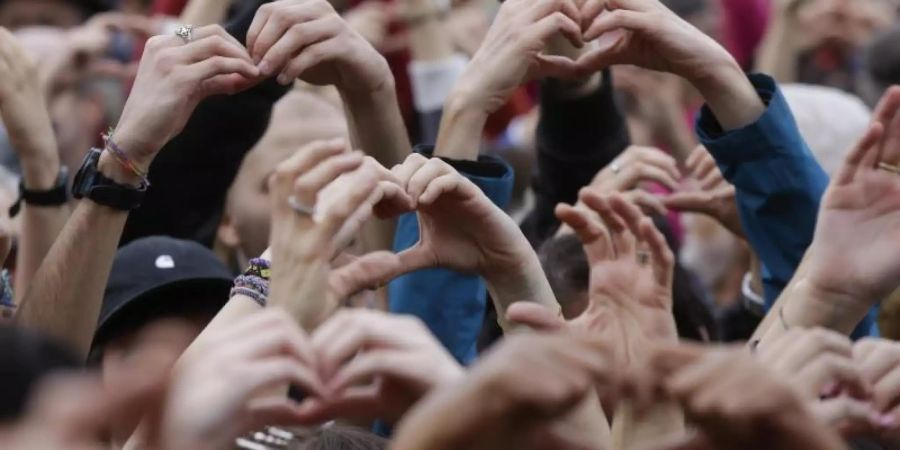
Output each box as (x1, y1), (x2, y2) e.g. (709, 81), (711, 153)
(388, 147), (514, 364)
(696, 73), (876, 337)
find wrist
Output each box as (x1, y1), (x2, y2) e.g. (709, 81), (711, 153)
(108, 128), (159, 174)
(20, 155), (61, 190)
(434, 88), (490, 160)
(691, 59), (765, 131)
(98, 151), (144, 187)
(783, 277), (870, 333)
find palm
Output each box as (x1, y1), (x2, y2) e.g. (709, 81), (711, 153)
(807, 171), (900, 300)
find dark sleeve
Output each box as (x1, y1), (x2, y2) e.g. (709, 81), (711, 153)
(519, 70), (630, 247)
(121, 0), (289, 247)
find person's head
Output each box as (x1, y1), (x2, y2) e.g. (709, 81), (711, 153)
(90, 237), (232, 371)
(861, 24), (900, 108)
(218, 88), (348, 265)
(0, 326), (79, 423)
(288, 425), (388, 450)
(782, 83), (872, 175)
(0, 0), (104, 29)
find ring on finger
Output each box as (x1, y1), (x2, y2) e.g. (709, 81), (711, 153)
(175, 24), (195, 44)
(636, 250), (650, 265)
(287, 196), (316, 217)
(878, 162), (900, 175)
(610, 161), (622, 175)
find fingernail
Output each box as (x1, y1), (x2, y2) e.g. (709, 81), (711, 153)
(276, 74), (289, 85)
(876, 413), (897, 427)
(258, 61), (271, 76)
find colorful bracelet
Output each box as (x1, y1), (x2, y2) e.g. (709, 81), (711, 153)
(231, 274), (269, 307)
(245, 258), (271, 281)
(101, 128), (151, 186)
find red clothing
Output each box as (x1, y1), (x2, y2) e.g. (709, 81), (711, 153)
(721, 0), (771, 69)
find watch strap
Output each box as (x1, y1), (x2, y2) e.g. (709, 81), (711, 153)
(72, 149), (148, 211)
(9, 166), (70, 217)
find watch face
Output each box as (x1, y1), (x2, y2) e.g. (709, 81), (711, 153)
(72, 149), (103, 199)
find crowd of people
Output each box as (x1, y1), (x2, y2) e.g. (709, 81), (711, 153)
(1, 0), (900, 448)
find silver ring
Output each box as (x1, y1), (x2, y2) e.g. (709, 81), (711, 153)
(287, 196), (316, 217)
(175, 24), (195, 44)
(610, 161), (622, 175)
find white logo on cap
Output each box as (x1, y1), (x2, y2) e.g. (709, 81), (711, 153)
(155, 255), (175, 269)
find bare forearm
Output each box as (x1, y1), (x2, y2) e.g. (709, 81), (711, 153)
(485, 256), (560, 332)
(434, 92), (487, 161)
(17, 204), (126, 357)
(692, 61), (765, 132)
(342, 83), (410, 167)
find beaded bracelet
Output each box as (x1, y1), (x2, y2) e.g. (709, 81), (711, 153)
(101, 128), (151, 186)
(245, 257), (271, 281)
(231, 274), (269, 307)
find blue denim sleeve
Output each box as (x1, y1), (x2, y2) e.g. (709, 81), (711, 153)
(388, 149), (514, 365)
(696, 73), (876, 337)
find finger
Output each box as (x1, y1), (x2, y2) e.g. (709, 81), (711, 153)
(329, 251), (408, 299)
(623, 190), (668, 217)
(243, 397), (311, 429)
(277, 37), (342, 85)
(252, 4), (318, 64)
(533, 12), (583, 49)
(873, 368), (900, 412)
(269, 139), (347, 197)
(773, 329), (854, 375)
(617, 164), (679, 191)
(506, 302), (566, 331)
(292, 151), (364, 205)
(698, 165), (725, 191)
(583, 8), (644, 41)
(632, 146), (681, 181)
(608, 193), (646, 238)
(247, 3), (274, 56)
(580, 0), (606, 30)
(328, 350), (414, 392)
(199, 72), (259, 96)
(406, 158), (455, 202)
(534, 54), (581, 80)
(260, 16), (338, 77)
(798, 354), (868, 399)
(872, 85), (900, 128)
(391, 153), (429, 190)
(813, 397), (879, 437)
(583, 191), (633, 256)
(691, 152), (718, 182)
(526, 0), (581, 27)
(186, 56), (260, 86)
(881, 102), (900, 170)
(293, 386), (382, 423)
(839, 123), (886, 184)
(684, 146), (707, 174)
(314, 171), (379, 241)
(640, 217), (674, 285)
(662, 192), (710, 213)
(418, 173), (469, 205)
(554, 203), (611, 261)
(652, 431), (715, 450)
(223, 324), (317, 369)
(373, 180), (415, 219)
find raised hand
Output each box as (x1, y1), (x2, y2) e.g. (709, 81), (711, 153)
(247, 0), (391, 91)
(663, 145), (742, 237)
(295, 309), (464, 423)
(267, 139), (411, 329)
(629, 344), (848, 450)
(391, 332), (616, 450)
(112, 25), (260, 173)
(554, 190), (677, 352)
(797, 87), (900, 324)
(450, 0), (584, 114)
(0, 28), (59, 188)
(757, 328), (866, 401)
(854, 337), (900, 442)
(162, 309), (326, 450)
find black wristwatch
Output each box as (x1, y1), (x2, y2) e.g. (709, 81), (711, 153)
(71, 149), (148, 211)
(9, 166), (70, 217)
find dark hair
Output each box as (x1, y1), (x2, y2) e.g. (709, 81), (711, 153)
(537, 217), (720, 342)
(288, 425), (388, 450)
(0, 326), (80, 421)
(864, 25), (900, 103)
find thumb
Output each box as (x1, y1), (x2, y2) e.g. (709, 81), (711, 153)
(505, 302), (566, 331)
(329, 246), (432, 299)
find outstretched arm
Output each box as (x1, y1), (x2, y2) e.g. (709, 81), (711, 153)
(17, 25), (260, 359)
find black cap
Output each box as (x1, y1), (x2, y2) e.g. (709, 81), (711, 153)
(91, 236), (233, 354)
